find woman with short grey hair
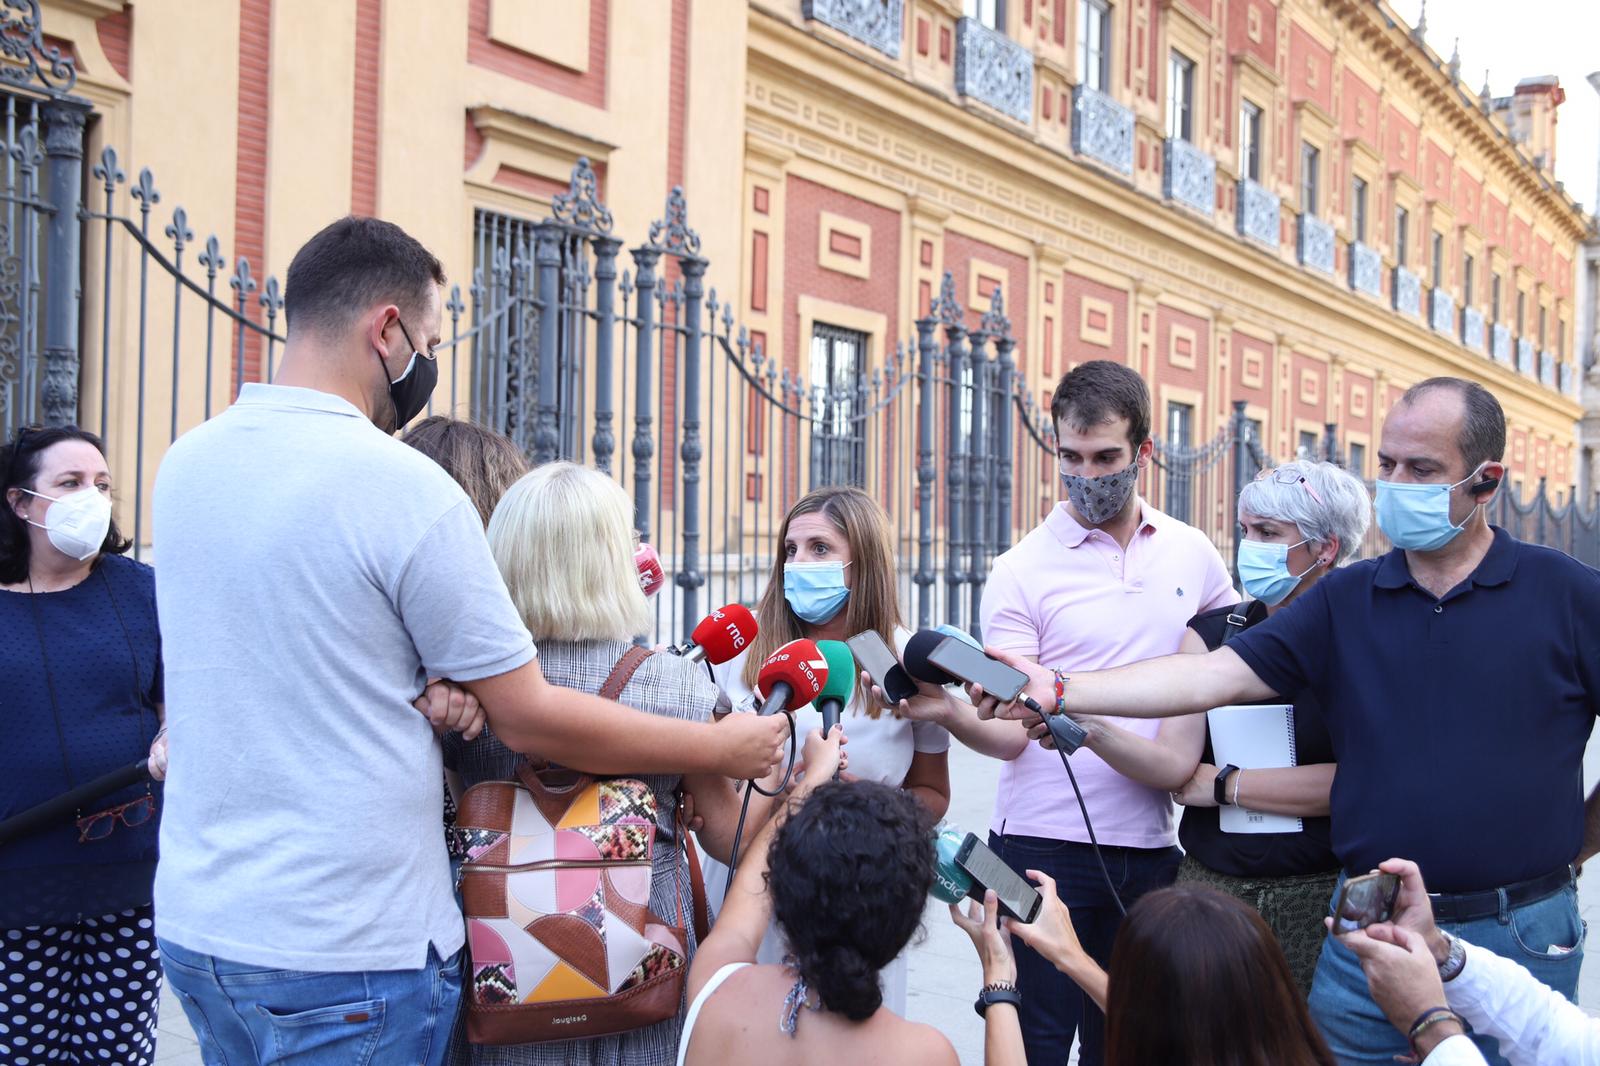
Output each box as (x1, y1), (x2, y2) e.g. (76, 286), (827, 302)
(1068, 458), (1371, 996)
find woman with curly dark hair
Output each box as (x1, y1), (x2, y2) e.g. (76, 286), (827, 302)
(677, 754), (958, 1066)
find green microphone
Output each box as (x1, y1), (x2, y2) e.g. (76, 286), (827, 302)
(814, 640), (858, 758)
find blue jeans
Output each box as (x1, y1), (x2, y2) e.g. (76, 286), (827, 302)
(990, 833), (1181, 1066)
(1309, 873), (1586, 1066)
(159, 938), (462, 1066)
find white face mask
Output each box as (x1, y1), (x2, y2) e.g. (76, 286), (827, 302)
(23, 486), (113, 561)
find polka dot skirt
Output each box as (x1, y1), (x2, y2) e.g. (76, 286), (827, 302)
(0, 906), (160, 1065)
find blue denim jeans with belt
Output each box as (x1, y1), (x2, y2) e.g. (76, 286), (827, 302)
(159, 937), (463, 1066)
(1308, 872), (1586, 1066)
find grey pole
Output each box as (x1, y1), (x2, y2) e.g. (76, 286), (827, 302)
(677, 256), (708, 636)
(590, 235), (623, 474)
(39, 101), (87, 426)
(532, 223), (563, 464)
(629, 246), (662, 543)
(914, 314), (938, 629)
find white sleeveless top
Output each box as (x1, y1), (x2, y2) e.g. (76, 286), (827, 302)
(675, 962), (750, 1066)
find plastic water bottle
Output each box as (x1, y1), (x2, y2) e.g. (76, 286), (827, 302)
(930, 820), (975, 904)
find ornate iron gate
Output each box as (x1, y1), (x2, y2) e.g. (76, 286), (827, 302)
(0, 4), (89, 442)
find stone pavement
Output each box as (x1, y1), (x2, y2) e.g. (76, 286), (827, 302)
(153, 733), (1600, 1065)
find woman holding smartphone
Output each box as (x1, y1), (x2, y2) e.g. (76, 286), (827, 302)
(703, 485), (950, 1014)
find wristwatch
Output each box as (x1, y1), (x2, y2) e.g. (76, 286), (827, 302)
(974, 981), (1021, 1018)
(1437, 930), (1467, 982)
(1214, 764), (1241, 806)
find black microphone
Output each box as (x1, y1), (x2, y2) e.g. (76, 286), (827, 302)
(901, 628), (1050, 718)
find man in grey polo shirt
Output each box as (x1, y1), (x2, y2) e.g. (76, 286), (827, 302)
(152, 217), (787, 1065)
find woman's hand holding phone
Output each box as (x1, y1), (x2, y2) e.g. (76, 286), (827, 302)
(950, 890), (1017, 987)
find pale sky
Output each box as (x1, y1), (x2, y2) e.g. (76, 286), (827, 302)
(1389, 0), (1600, 218)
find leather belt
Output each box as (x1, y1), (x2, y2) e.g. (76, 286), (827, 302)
(1426, 865), (1575, 924)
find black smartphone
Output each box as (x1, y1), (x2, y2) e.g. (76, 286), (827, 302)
(1330, 871), (1401, 934)
(954, 833), (1042, 923)
(847, 630), (918, 704)
(925, 636), (1028, 703)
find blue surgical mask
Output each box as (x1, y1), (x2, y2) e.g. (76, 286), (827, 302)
(783, 561), (850, 624)
(1374, 466), (1485, 552)
(1236, 537), (1315, 606)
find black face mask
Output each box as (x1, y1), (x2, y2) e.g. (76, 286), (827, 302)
(383, 319), (438, 429)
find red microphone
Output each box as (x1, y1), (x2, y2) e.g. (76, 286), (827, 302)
(634, 542), (666, 598)
(667, 604), (757, 664)
(755, 638), (828, 717)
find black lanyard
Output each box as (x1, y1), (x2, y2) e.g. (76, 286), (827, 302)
(26, 565), (151, 792)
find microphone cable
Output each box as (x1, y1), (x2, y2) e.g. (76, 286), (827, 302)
(722, 705), (799, 899)
(1050, 740), (1126, 917)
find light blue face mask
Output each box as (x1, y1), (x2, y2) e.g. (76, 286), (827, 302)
(1374, 466), (1485, 552)
(1236, 537), (1315, 606)
(783, 561), (851, 624)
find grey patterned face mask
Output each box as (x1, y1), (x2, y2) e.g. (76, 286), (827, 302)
(1061, 461), (1139, 526)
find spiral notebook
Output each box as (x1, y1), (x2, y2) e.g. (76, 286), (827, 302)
(1205, 704), (1301, 835)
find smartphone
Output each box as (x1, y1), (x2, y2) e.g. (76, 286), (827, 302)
(1331, 871), (1401, 934)
(925, 637), (1029, 703)
(847, 630), (918, 704)
(954, 834), (1042, 923)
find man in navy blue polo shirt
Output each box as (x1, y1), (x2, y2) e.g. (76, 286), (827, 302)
(982, 377), (1600, 1066)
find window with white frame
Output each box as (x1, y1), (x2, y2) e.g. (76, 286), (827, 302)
(1431, 232), (1444, 288)
(1239, 100), (1262, 181)
(1351, 177), (1368, 243)
(1079, 0), (1110, 92)
(965, 0), (1004, 31)
(1395, 206), (1409, 266)
(1167, 51), (1195, 142)
(1300, 143), (1320, 214)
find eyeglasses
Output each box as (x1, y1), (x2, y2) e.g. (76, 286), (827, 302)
(76, 791), (155, 844)
(1255, 466), (1325, 507)
(395, 317), (438, 361)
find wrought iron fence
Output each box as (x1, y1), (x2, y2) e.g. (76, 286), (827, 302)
(6, 21), (1599, 646)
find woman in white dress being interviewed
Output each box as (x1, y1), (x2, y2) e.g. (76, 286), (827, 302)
(704, 486), (951, 1014)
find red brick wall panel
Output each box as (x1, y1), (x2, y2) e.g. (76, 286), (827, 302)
(234, 0), (272, 388)
(781, 177), (902, 379)
(96, 6), (130, 81)
(1342, 69), (1379, 146)
(942, 232), (1029, 366)
(467, 0), (608, 108)
(351, 0), (381, 216)
(1062, 272), (1126, 368)
(1226, 0), (1274, 68)
(1288, 25), (1332, 115)
(1385, 106), (1420, 183)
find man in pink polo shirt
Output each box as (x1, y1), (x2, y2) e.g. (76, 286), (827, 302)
(980, 360), (1234, 1065)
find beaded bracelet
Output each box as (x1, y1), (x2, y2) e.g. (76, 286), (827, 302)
(1407, 1008), (1464, 1054)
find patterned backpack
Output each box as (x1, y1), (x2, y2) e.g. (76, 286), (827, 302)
(454, 647), (708, 1045)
